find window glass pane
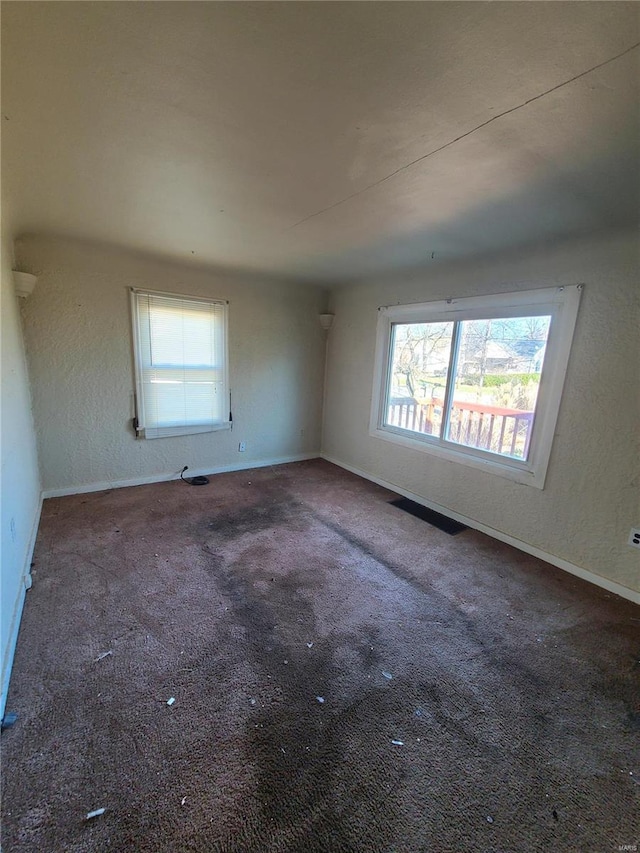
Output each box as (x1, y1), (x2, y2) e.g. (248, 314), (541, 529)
(445, 315), (551, 459)
(149, 303), (217, 367)
(385, 322), (453, 437)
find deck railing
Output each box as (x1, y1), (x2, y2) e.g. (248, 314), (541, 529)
(387, 397), (533, 458)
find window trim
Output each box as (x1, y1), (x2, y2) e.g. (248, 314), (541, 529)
(369, 285), (582, 489)
(130, 287), (230, 440)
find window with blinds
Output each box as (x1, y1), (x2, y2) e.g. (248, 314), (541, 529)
(130, 289), (229, 439)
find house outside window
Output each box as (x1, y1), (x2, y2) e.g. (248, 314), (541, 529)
(370, 285), (582, 488)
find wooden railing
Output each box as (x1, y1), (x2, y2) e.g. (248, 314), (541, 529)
(387, 397), (533, 458)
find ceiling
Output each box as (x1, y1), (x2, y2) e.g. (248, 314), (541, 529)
(2, 2), (639, 282)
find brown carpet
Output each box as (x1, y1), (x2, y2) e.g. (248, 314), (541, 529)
(2, 459), (638, 852)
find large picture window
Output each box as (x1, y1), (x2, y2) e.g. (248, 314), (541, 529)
(370, 286), (582, 488)
(131, 289), (229, 439)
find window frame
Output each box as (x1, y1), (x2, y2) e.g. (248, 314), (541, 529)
(130, 287), (230, 440)
(369, 285), (582, 489)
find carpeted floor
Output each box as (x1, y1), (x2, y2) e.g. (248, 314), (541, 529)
(2, 459), (638, 852)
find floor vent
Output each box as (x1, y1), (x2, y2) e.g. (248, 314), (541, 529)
(389, 498), (468, 535)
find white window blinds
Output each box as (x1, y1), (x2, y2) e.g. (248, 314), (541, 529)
(131, 289), (229, 439)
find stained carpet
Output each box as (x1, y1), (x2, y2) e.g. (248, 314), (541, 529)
(2, 459), (638, 852)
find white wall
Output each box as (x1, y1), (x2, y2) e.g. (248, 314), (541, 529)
(16, 236), (327, 493)
(323, 231), (640, 595)
(1, 223), (41, 717)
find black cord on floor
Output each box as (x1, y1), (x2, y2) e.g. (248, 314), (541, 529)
(180, 466), (210, 486)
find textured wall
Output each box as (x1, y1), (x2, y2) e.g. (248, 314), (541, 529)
(323, 231), (640, 593)
(1, 223), (41, 712)
(17, 236), (327, 492)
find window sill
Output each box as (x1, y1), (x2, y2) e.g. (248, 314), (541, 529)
(138, 422), (232, 440)
(369, 424), (544, 488)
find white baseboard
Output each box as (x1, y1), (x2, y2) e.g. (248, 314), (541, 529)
(321, 453), (640, 605)
(0, 493), (43, 721)
(41, 453), (321, 499)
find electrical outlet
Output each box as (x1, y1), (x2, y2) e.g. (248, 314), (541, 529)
(238, 441), (246, 452)
(628, 528), (640, 549)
